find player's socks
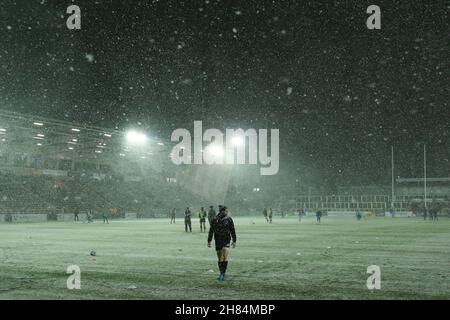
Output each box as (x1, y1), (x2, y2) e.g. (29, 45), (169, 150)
(223, 261), (228, 274)
(217, 261), (224, 281)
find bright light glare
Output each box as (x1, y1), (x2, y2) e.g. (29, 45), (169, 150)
(126, 131), (147, 144)
(232, 136), (244, 146)
(207, 144), (224, 157)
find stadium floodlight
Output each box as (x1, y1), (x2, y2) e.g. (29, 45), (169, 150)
(36, 143), (42, 146)
(71, 128), (80, 132)
(37, 133), (45, 137)
(33, 136), (44, 140)
(0, 128), (6, 132)
(207, 144), (224, 157)
(126, 130), (147, 144)
(232, 135), (244, 147)
(104, 133), (112, 138)
(33, 122), (43, 126)
(157, 142), (164, 146)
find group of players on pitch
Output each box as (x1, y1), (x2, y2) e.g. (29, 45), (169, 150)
(170, 205), (237, 281)
(73, 208), (111, 224)
(169, 206), (215, 232)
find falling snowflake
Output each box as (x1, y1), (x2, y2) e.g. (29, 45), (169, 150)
(85, 53), (95, 63)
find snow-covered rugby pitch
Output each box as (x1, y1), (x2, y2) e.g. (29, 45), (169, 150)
(0, 216), (449, 299)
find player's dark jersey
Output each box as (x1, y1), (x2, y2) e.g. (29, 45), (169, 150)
(208, 214), (237, 244)
(185, 209), (192, 220)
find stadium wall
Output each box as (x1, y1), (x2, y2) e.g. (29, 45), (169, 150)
(57, 213), (87, 221)
(0, 213), (88, 223)
(0, 213), (47, 223)
(0, 211), (170, 222)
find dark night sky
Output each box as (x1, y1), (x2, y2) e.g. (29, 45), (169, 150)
(0, 0), (449, 187)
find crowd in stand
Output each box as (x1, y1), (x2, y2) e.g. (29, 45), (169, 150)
(0, 172), (205, 218)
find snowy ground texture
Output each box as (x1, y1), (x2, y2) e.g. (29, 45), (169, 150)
(0, 216), (449, 299)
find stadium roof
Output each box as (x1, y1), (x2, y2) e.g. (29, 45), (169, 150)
(0, 110), (170, 162)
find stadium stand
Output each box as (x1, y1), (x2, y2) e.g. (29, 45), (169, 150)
(0, 110), (207, 222)
(0, 172), (207, 221)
